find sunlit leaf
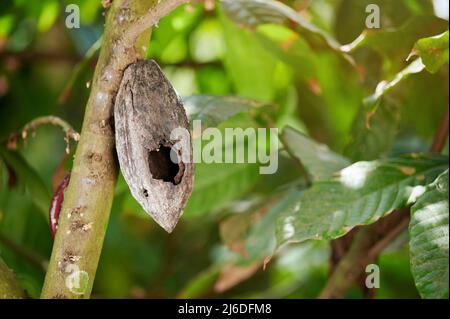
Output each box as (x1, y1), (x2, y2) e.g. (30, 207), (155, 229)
(67, 0), (102, 25)
(190, 19), (225, 63)
(221, 0), (286, 27)
(0, 14), (15, 38)
(37, 0), (59, 32)
(410, 170), (449, 299)
(164, 66), (199, 96)
(220, 0), (357, 80)
(220, 12), (279, 102)
(275, 154), (448, 248)
(412, 31), (449, 74)
(147, 5), (202, 61)
(254, 24), (317, 80)
(221, 0), (346, 58)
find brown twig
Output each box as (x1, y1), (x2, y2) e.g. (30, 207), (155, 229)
(21, 116), (78, 139)
(319, 209), (410, 299)
(1, 116), (79, 158)
(430, 106), (449, 153)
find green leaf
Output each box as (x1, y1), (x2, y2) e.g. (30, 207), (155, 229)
(221, 0), (350, 61)
(363, 59), (425, 113)
(0, 145), (50, 218)
(184, 95), (267, 129)
(401, 71), (448, 139)
(184, 161), (261, 217)
(275, 154), (448, 248)
(220, 12), (279, 102)
(345, 59), (426, 161)
(177, 265), (221, 298)
(342, 15), (448, 61)
(0, 14), (15, 38)
(68, 0), (102, 25)
(281, 127), (351, 180)
(190, 19), (225, 63)
(412, 31), (449, 74)
(254, 24), (317, 80)
(221, 0), (287, 27)
(183, 96), (273, 217)
(147, 5), (202, 61)
(345, 98), (400, 161)
(245, 188), (303, 259)
(37, 0), (59, 32)
(335, 0), (435, 44)
(409, 170), (449, 299)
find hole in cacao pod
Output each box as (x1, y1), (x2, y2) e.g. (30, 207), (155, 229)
(148, 145), (182, 185)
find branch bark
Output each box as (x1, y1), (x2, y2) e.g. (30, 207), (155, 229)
(319, 209), (410, 298)
(320, 105), (449, 299)
(40, 0), (189, 299)
(0, 256), (26, 299)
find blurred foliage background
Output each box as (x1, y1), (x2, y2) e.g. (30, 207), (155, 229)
(0, 0), (448, 298)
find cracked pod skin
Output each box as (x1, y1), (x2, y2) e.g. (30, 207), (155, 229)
(114, 60), (194, 233)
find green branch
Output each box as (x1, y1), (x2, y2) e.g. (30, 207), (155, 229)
(40, 0), (189, 299)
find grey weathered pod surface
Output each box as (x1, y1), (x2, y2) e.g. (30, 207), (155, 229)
(114, 60), (194, 233)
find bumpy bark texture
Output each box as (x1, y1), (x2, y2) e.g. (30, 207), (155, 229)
(115, 60), (194, 233)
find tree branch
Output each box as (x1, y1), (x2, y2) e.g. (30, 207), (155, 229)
(320, 105), (449, 299)
(0, 256), (26, 299)
(430, 106), (449, 153)
(319, 209), (410, 298)
(40, 0), (190, 299)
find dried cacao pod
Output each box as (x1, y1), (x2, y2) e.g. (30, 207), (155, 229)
(114, 60), (194, 233)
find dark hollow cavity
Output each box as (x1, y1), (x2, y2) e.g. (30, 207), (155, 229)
(148, 145), (183, 185)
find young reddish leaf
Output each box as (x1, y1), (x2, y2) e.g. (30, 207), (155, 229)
(49, 172), (71, 238)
